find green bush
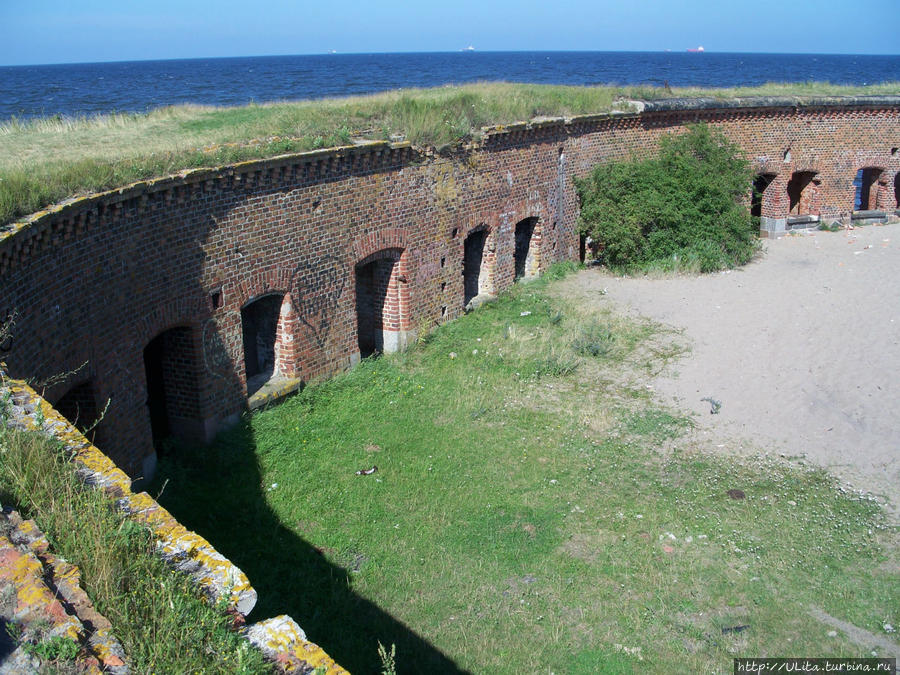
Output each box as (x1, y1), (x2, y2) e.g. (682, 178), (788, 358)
(575, 124), (758, 272)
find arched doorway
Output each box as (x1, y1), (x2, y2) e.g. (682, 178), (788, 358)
(514, 217), (541, 280)
(787, 171), (818, 215)
(355, 249), (407, 358)
(55, 380), (100, 441)
(751, 173), (776, 218)
(463, 227), (494, 307)
(854, 167), (884, 211)
(143, 326), (201, 447)
(241, 293), (287, 396)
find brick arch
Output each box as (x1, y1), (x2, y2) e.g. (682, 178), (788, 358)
(751, 172), (779, 219)
(349, 228), (410, 266)
(231, 266), (298, 310)
(460, 210), (500, 239)
(853, 162), (890, 211)
(514, 216), (542, 280)
(228, 269), (304, 384)
(133, 293), (208, 353)
(502, 200), (546, 229)
(493, 200), (546, 283)
(239, 291), (300, 386)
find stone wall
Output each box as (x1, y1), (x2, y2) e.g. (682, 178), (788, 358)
(1, 98), (898, 478)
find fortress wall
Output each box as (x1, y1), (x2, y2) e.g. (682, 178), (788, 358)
(1, 99), (898, 477)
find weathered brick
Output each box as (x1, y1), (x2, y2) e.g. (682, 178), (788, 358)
(0, 99), (898, 478)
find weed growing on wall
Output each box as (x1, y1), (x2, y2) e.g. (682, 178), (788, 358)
(576, 124), (758, 272)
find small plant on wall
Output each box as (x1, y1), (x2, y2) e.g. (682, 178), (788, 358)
(576, 124), (758, 273)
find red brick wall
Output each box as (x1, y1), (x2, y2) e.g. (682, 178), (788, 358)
(1, 100), (898, 477)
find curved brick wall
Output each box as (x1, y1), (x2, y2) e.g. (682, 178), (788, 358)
(1, 98), (899, 478)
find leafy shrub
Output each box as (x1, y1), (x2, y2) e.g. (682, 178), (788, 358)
(575, 124), (758, 272)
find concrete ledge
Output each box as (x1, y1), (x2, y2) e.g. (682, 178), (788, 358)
(465, 293), (497, 312)
(852, 210), (889, 226)
(247, 376), (304, 411)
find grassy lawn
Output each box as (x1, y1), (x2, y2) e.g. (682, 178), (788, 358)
(2, 81), (898, 227)
(152, 264), (898, 673)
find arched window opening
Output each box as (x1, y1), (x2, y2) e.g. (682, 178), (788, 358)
(143, 326), (201, 448)
(514, 217), (541, 281)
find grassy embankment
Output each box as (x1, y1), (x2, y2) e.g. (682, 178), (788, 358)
(0, 419), (271, 673)
(150, 264), (898, 674)
(2, 81), (899, 227)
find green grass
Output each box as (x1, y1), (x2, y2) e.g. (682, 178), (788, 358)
(150, 264), (898, 674)
(1, 80), (898, 227)
(0, 426), (271, 674)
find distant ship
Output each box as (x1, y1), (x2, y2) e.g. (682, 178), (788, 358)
(463, 45), (475, 52)
(687, 46), (705, 52)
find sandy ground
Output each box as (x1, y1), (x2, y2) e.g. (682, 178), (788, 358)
(569, 223), (900, 512)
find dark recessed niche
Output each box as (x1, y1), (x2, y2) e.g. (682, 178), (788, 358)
(440, 256), (446, 268)
(440, 282), (446, 292)
(892, 147), (898, 156)
(441, 305), (447, 317)
(451, 227), (459, 239)
(210, 289), (223, 310)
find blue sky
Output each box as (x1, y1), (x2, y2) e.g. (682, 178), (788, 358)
(1, 0), (896, 66)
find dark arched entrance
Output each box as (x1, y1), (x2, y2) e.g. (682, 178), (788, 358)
(143, 326), (201, 447)
(854, 167), (884, 211)
(55, 380), (100, 442)
(241, 294), (285, 395)
(463, 228), (487, 306)
(514, 217), (540, 280)
(751, 174), (776, 218)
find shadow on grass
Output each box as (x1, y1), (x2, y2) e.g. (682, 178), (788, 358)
(151, 420), (467, 675)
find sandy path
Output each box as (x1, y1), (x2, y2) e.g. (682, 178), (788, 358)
(569, 224), (900, 509)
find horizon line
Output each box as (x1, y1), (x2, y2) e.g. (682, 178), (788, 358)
(3, 48), (899, 69)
